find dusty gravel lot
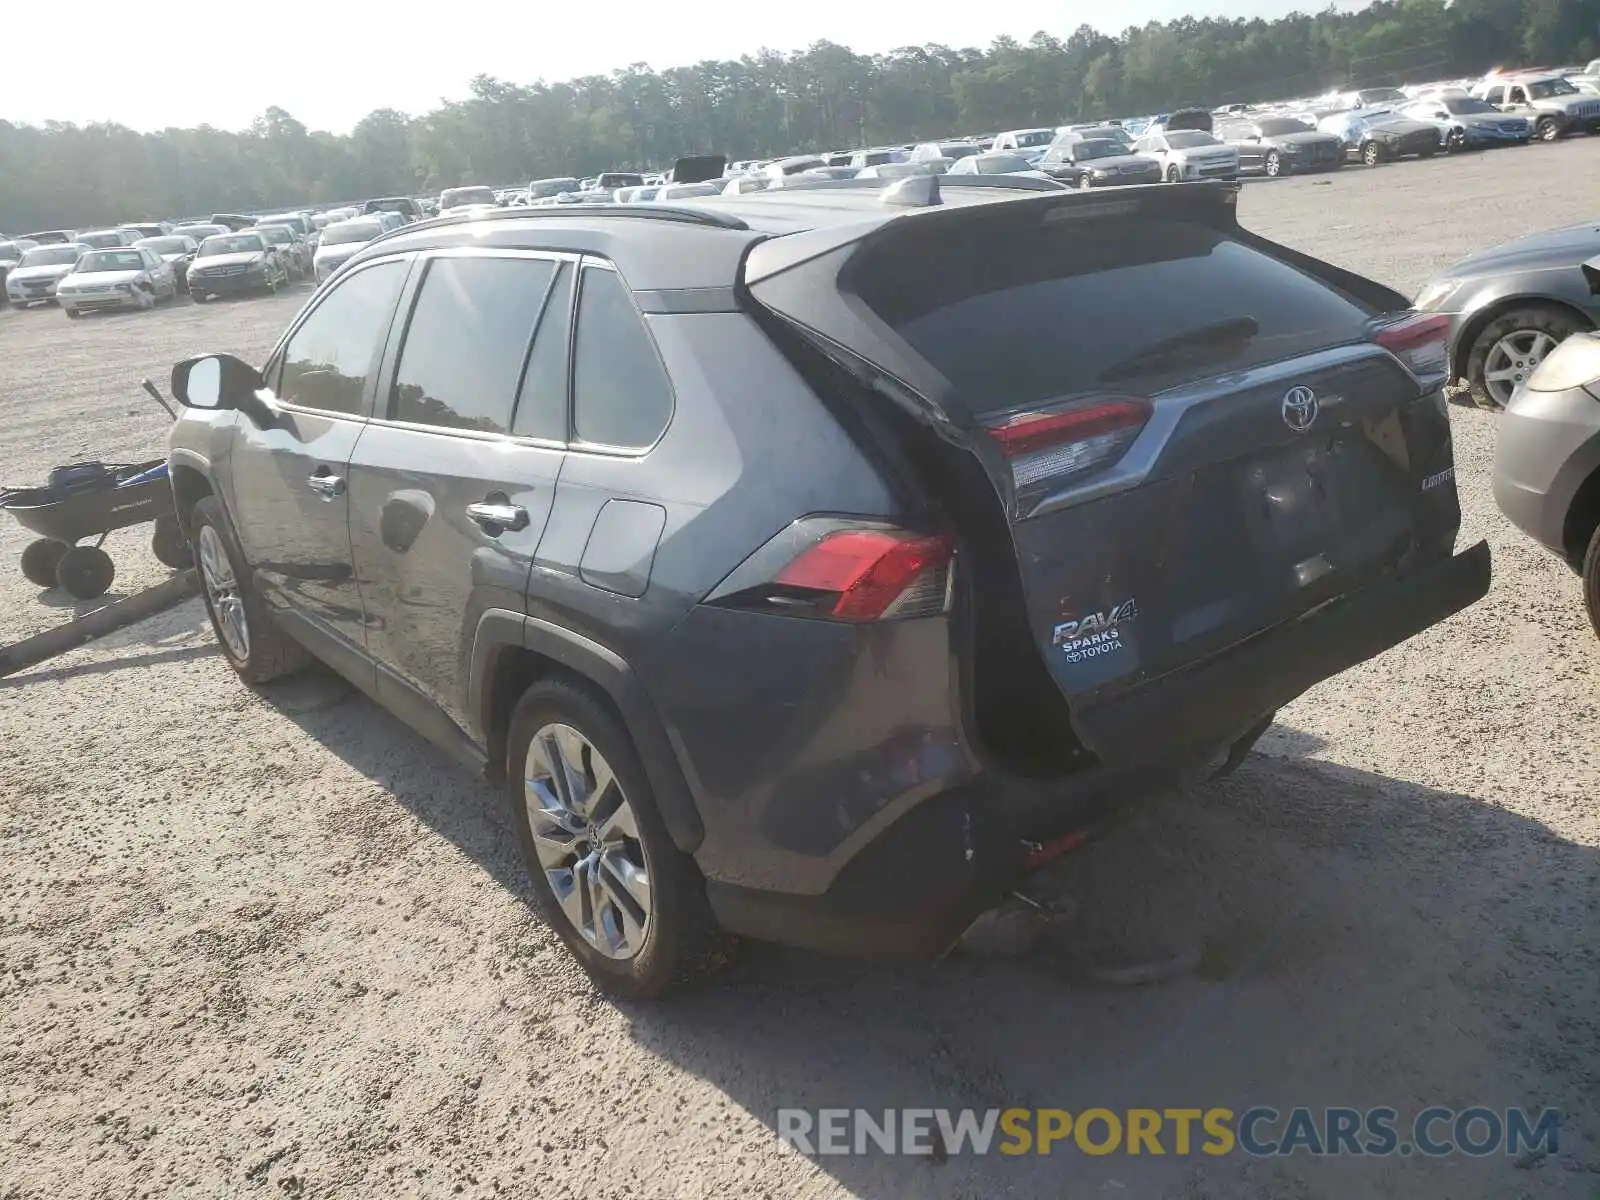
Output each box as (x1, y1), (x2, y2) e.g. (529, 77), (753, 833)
(2, 144), (1599, 1200)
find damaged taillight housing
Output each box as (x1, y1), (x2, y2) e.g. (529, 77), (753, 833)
(1372, 311), (1451, 381)
(984, 394), (1153, 510)
(707, 521), (956, 622)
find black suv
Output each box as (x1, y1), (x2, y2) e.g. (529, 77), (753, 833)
(166, 177), (1490, 996)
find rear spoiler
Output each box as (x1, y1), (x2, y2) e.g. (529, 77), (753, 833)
(744, 180), (1243, 286)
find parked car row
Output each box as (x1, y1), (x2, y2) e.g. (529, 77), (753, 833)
(494, 68), (1592, 211)
(1, 195), (437, 314)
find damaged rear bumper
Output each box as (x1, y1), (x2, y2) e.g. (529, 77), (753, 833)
(706, 541), (1490, 959)
(1071, 540), (1490, 765)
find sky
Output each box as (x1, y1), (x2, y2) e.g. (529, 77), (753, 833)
(2, 0), (1364, 134)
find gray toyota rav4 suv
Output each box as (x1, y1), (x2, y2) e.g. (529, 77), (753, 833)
(166, 176), (1490, 997)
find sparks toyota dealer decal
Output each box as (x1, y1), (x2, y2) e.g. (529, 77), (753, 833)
(1053, 598), (1138, 663)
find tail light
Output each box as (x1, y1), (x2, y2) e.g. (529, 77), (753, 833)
(709, 523), (955, 622)
(1373, 312), (1451, 379)
(984, 395), (1152, 506)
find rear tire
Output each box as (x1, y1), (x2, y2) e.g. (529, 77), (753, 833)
(190, 495), (308, 683)
(506, 679), (726, 999)
(21, 539), (67, 588)
(64, 308), (81, 319)
(55, 546), (115, 599)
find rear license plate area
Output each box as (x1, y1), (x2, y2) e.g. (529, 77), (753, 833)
(1240, 437), (1348, 553)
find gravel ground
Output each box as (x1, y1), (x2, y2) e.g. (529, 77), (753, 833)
(2, 143), (1599, 1200)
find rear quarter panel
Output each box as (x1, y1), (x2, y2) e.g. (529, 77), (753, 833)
(532, 310), (901, 659)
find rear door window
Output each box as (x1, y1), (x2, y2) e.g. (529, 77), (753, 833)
(388, 255), (557, 434)
(570, 264), (673, 450)
(853, 218), (1373, 414)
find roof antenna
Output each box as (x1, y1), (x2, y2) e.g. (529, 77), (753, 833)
(880, 172), (941, 208)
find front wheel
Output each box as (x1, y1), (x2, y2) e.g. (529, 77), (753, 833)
(1165, 164), (1182, 183)
(1466, 305), (1586, 411)
(1264, 150), (1283, 177)
(63, 307), (81, 319)
(1536, 116), (1561, 142)
(191, 496), (308, 683)
(507, 679), (725, 998)
(1361, 141), (1383, 166)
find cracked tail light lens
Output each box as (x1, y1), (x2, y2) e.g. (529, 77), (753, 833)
(774, 529), (955, 621)
(1373, 311), (1451, 378)
(984, 395), (1152, 502)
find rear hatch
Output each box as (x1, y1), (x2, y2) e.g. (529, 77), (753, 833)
(744, 184), (1461, 764)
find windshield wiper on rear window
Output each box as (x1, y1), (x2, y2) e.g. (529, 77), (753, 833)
(1098, 316), (1261, 382)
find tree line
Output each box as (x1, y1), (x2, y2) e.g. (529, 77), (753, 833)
(1, 0), (1595, 230)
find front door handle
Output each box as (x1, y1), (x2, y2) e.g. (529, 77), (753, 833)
(466, 502), (529, 534)
(307, 472), (345, 498)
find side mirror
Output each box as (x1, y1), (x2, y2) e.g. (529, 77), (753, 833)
(171, 353), (274, 426)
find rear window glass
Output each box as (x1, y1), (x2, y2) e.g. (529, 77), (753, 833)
(856, 218), (1373, 413)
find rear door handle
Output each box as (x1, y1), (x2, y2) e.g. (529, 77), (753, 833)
(466, 502), (529, 534)
(307, 472), (345, 498)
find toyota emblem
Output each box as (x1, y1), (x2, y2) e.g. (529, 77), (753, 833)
(1281, 385), (1318, 433)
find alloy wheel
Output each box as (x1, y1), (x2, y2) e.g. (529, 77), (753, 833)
(524, 723), (652, 960)
(197, 524), (250, 660)
(1483, 328), (1561, 407)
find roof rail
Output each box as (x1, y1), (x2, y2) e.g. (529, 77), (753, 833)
(368, 203), (748, 249)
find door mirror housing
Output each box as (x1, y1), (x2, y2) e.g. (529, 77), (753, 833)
(171, 353), (276, 426)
